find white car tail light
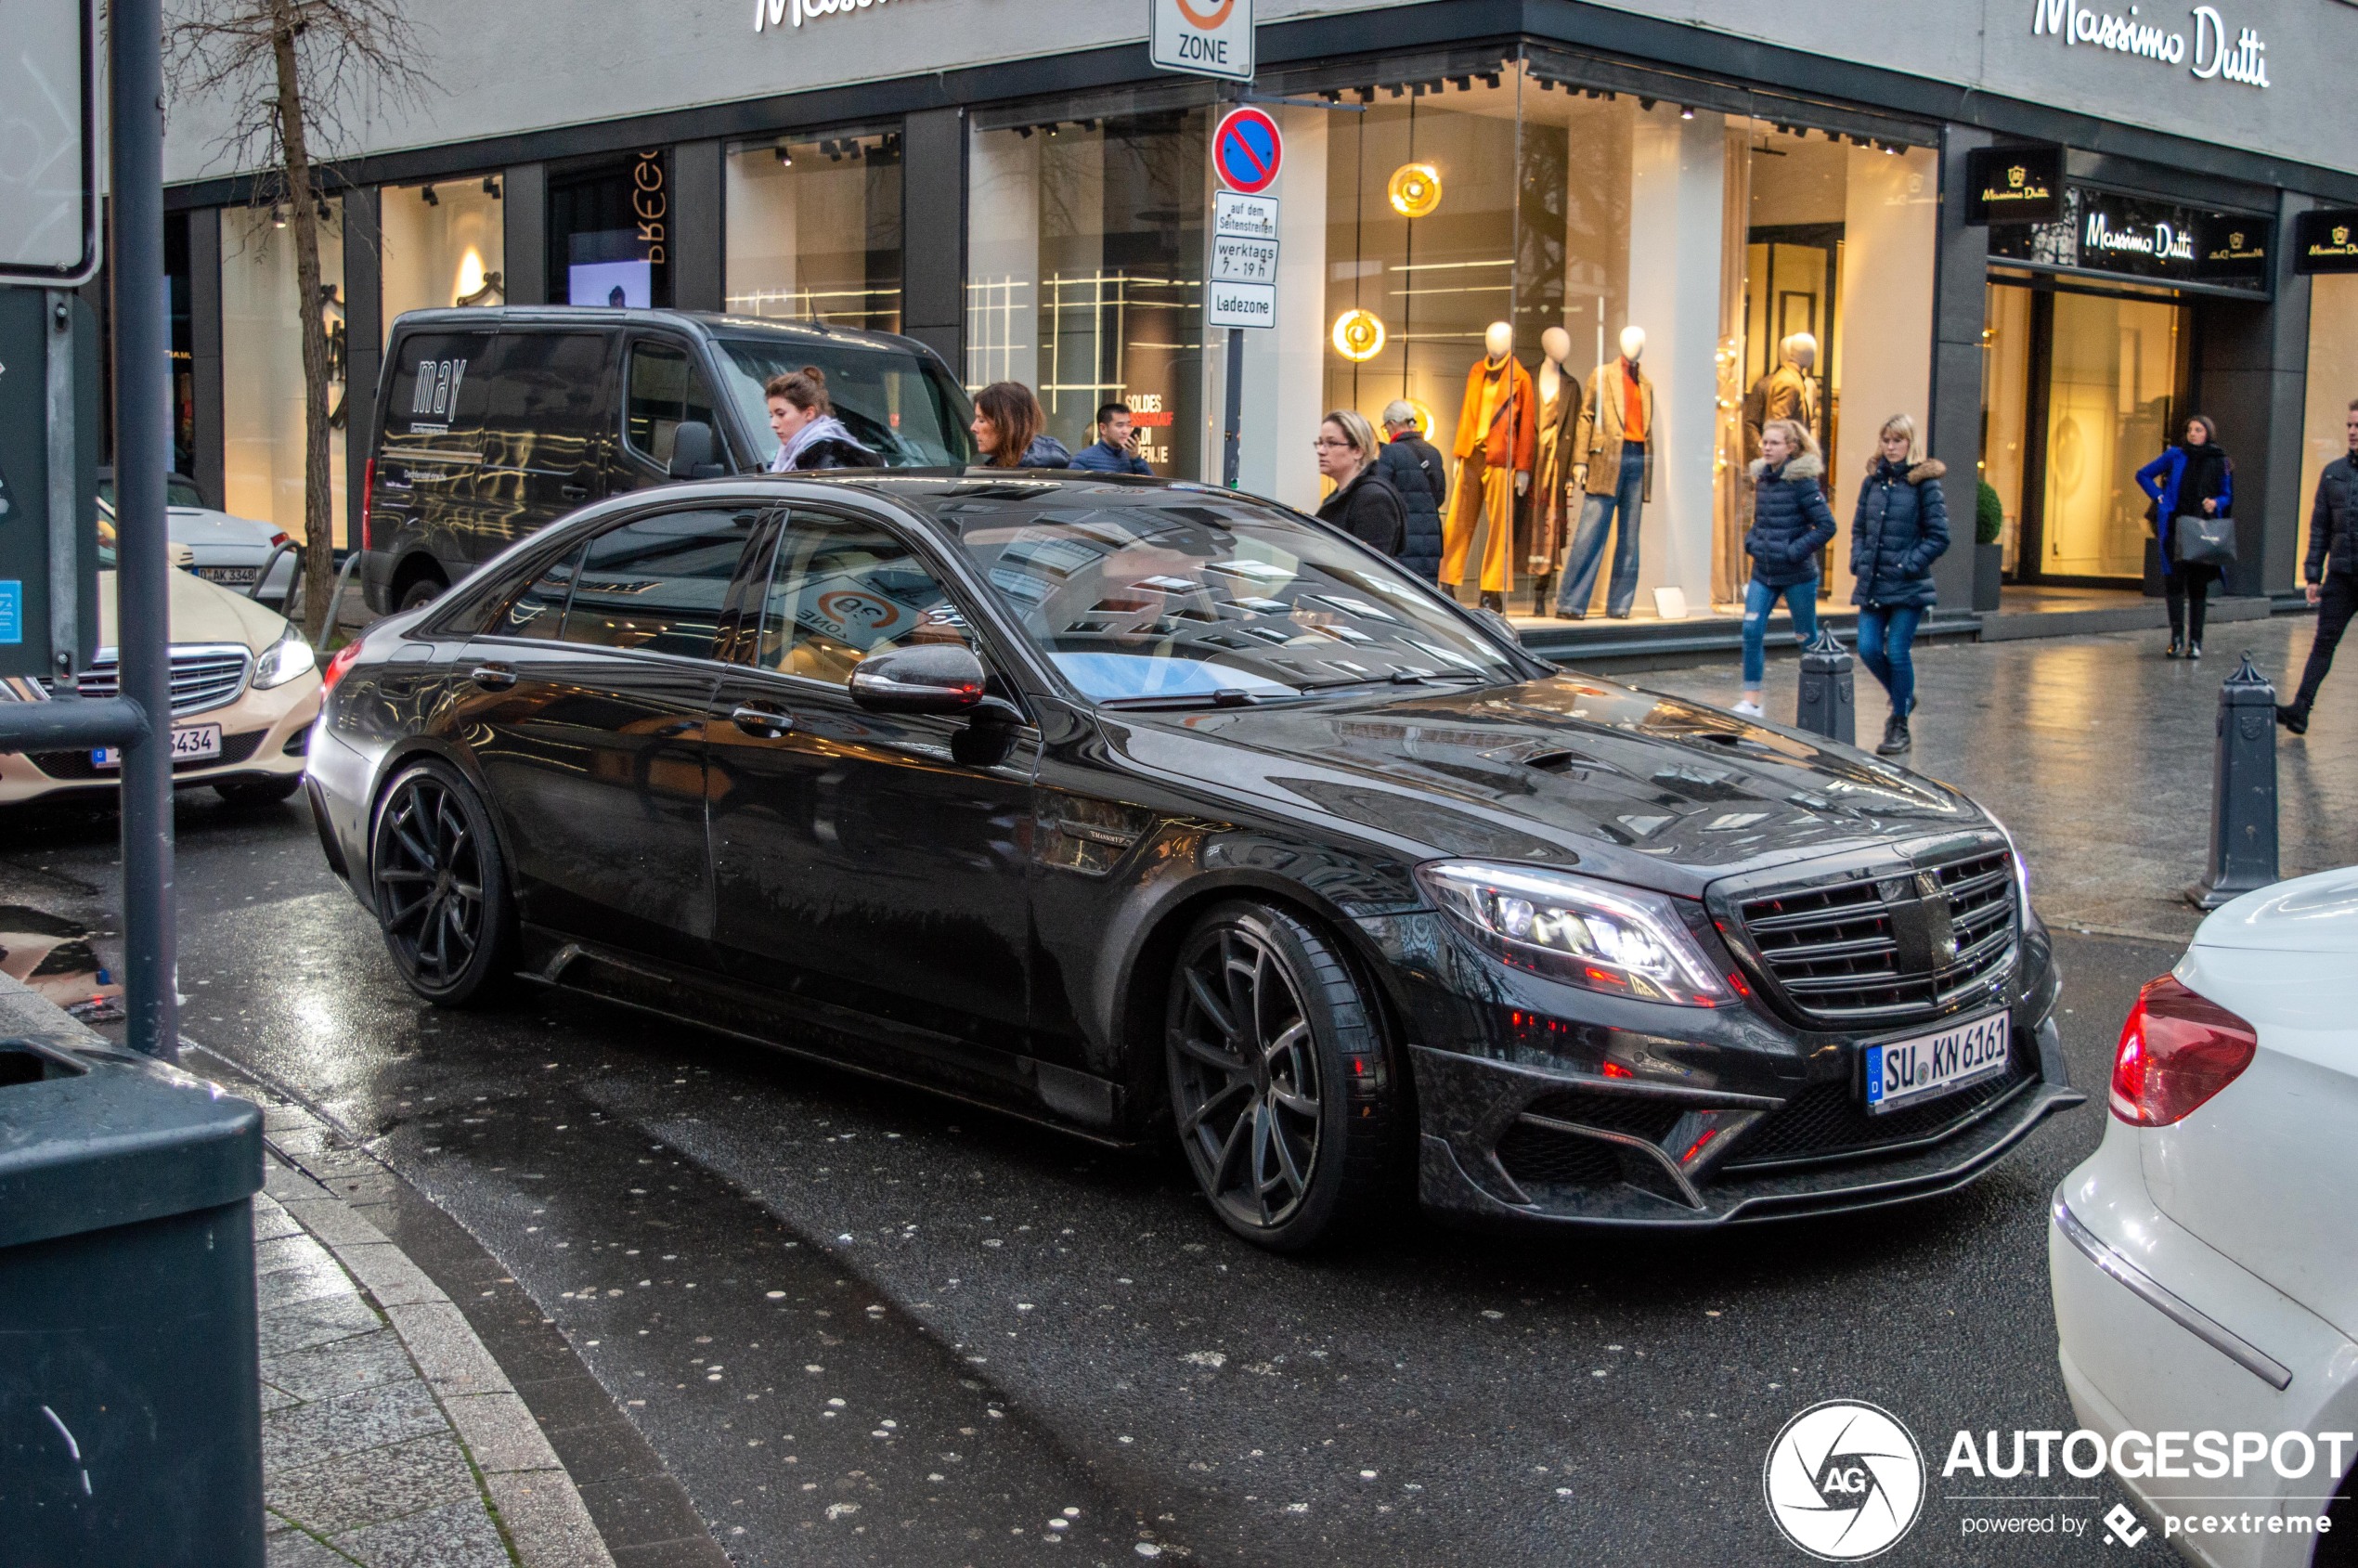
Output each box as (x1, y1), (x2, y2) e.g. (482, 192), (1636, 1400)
(2110, 975), (2258, 1126)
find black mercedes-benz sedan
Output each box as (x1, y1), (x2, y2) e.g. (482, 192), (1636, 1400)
(304, 472), (2079, 1250)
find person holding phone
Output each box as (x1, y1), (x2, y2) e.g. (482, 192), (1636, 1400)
(1070, 402), (1154, 474)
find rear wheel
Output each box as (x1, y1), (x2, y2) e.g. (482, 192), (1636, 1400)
(369, 760), (514, 1006)
(214, 775), (302, 807)
(1164, 901), (1396, 1251)
(396, 575), (446, 613)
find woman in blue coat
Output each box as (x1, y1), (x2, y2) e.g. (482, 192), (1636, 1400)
(2134, 414), (2234, 659)
(1850, 413), (1950, 756)
(1736, 419), (1840, 718)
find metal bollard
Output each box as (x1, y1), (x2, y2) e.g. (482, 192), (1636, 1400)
(1794, 625), (1856, 745)
(2187, 652), (2280, 910)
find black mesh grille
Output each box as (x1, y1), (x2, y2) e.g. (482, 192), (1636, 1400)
(1521, 1091), (1686, 1142)
(1496, 1121), (1624, 1188)
(30, 730), (266, 781)
(1738, 849), (2019, 1025)
(1720, 1053), (2034, 1171)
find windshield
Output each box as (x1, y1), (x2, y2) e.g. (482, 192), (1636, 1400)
(938, 486), (1523, 705)
(716, 338), (975, 468)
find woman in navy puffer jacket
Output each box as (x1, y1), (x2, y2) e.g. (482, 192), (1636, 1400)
(1737, 419), (1839, 718)
(1849, 413), (1950, 756)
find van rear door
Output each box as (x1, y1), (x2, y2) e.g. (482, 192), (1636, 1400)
(477, 328), (619, 538)
(378, 329), (495, 577)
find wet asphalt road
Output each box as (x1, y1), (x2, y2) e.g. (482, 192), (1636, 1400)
(0, 784), (2190, 1568)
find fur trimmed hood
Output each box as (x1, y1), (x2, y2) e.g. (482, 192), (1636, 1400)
(1749, 451), (1824, 482)
(1865, 455), (1947, 483)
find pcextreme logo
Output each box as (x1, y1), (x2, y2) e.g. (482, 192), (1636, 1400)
(1763, 1401), (1927, 1561)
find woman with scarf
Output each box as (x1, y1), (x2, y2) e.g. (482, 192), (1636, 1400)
(2135, 414), (2235, 659)
(765, 367), (878, 472)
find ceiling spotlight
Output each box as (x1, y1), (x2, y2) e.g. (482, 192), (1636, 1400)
(1387, 162), (1443, 218)
(483, 175), (501, 199)
(420, 184), (438, 207)
(270, 204), (286, 227)
(1332, 308), (1387, 362)
(1639, 97), (1656, 111)
(775, 144), (794, 165)
(1679, 105), (1695, 119)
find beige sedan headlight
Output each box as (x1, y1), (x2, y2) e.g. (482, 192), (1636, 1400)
(253, 629), (317, 689)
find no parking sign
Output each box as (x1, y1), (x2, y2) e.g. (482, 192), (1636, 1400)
(1211, 107), (1282, 195)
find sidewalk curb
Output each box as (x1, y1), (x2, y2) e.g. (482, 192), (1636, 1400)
(260, 1100), (619, 1568)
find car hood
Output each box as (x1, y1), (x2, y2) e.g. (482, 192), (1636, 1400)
(1103, 672), (1983, 895)
(2196, 865), (2358, 954)
(96, 568), (292, 654)
(167, 506), (279, 547)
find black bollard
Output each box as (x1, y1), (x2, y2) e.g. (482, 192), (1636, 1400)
(1794, 625), (1856, 745)
(2187, 652), (2280, 910)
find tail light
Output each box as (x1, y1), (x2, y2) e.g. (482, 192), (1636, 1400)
(320, 638), (365, 697)
(359, 458), (376, 551)
(2110, 975), (2258, 1126)
(268, 530), (291, 548)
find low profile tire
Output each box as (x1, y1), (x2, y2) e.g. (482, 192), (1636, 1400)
(1165, 901), (1396, 1251)
(214, 775), (302, 807)
(396, 577), (446, 613)
(369, 759), (515, 1007)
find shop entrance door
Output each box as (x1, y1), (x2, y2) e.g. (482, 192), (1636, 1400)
(1983, 281), (2187, 589)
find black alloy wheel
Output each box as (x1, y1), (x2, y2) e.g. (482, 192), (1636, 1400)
(1165, 901), (1395, 1251)
(369, 760), (514, 1006)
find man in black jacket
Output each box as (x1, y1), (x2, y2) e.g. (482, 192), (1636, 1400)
(1376, 402), (1446, 581)
(2280, 399), (2358, 734)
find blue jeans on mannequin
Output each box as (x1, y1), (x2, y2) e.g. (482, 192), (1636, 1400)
(1855, 603), (1924, 717)
(1555, 444), (1647, 617)
(1741, 577), (1818, 687)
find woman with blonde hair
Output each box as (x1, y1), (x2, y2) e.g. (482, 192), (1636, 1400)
(1850, 412), (1950, 754)
(1735, 417), (1838, 718)
(1312, 409), (1406, 556)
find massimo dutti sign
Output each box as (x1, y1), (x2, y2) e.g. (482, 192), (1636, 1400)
(2030, 1), (2272, 88)
(1989, 186), (2272, 292)
(1965, 147), (2064, 225)
(2294, 210), (2358, 275)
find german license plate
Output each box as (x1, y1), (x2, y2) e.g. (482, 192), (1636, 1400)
(94, 725), (222, 770)
(198, 565), (260, 587)
(1863, 1011), (2011, 1115)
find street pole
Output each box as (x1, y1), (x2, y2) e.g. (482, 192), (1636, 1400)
(1222, 328), (1244, 488)
(110, 0), (179, 1062)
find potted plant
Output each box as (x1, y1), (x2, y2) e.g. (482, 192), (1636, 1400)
(1974, 480), (2004, 612)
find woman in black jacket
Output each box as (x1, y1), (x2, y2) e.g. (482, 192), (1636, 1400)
(1737, 419), (1840, 718)
(1375, 399), (1446, 581)
(1313, 410), (1407, 557)
(2134, 414), (2234, 658)
(1850, 414), (1950, 755)
(764, 367), (878, 471)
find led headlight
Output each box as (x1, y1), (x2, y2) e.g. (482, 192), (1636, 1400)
(254, 629), (317, 689)
(1983, 810), (2033, 917)
(1416, 862), (1733, 1007)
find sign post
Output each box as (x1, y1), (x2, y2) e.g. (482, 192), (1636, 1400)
(1209, 114), (1281, 488)
(1150, 0), (1252, 83)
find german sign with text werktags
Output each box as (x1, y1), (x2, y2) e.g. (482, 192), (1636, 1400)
(1208, 191), (1276, 329)
(1211, 236), (1278, 285)
(1151, 0), (1252, 82)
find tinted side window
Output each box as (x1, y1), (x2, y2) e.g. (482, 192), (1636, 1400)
(625, 343), (719, 466)
(757, 511), (971, 687)
(482, 331), (614, 445)
(386, 332), (494, 436)
(490, 546), (582, 641)
(561, 509), (753, 660)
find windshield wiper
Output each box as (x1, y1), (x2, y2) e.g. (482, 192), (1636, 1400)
(1098, 688), (1268, 711)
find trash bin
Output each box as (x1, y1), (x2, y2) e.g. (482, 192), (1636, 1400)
(0, 1030), (266, 1568)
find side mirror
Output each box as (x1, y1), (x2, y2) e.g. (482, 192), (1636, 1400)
(1473, 605), (1523, 646)
(849, 643), (1023, 724)
(668, 421), (727, 480)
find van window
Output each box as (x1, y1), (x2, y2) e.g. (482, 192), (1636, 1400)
(481, 331), (614, 450)
(715, 338), (973, 468)
(625, 343), (720, 467)
(387, 332), (494, 436)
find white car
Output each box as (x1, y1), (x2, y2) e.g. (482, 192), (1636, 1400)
(0, 565), (324, 808)
(2050, 867), (2358, 1566)
(97, 472), (300, 610)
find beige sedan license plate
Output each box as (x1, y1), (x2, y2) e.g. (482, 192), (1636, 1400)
(1863, 1011), (2010, 1115)
(94, 725), (223, 769)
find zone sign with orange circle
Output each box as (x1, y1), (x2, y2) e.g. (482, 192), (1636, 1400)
(1151, 0), (1253, 82)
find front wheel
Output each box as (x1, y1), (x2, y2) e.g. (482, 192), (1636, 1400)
(1164, 901), (1398, 1251)
(369, 759), (515, 1006)
(396, 576), (446, 613)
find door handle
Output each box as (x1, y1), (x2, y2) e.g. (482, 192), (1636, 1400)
(469, 663), (518, 692)
(731, 703), (793, 738)
(560, 484), (589, 499)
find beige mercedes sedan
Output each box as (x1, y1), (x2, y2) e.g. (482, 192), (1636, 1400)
(0, 566), (324, 808)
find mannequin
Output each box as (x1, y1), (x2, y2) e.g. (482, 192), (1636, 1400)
(1443, 321), (1536, 613)
(1554, 325), (1653, 619)
(1525, 325), (1584, 614)
(1743, 332), (1820, 462)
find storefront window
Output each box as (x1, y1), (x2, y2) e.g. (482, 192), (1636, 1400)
(724, 129), (902, 330)
(2298, 274), (2358, 584)
(1982, 283), (2034, 573)
(968, 94), (1211, 473)
(220, 201), (345, 539)
(2040, 292), (2180, 580)
(549, 151), (671, 308)
(381, 176), (506, 333)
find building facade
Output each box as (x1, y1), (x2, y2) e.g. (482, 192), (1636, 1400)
(161, 0), (2358, 617)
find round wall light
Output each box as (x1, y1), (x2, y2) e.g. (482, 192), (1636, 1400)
(1387, 162), (1443, 218)
(1332, 308), (1388, 362)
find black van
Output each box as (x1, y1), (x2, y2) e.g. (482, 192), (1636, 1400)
(360, 308), (975, 614)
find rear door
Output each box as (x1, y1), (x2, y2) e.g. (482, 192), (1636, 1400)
(615, 336), (726, 494)
(456, 503), (764, 962)
(475, 329), (618, 543)
(376, 329), (496, 575)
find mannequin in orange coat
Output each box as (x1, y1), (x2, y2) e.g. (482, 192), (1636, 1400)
(1443, 321), (1536, 611)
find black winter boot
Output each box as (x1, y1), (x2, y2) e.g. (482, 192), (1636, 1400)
(2277, 704), (2310, 735)
(1876, 714), (1911, 756)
